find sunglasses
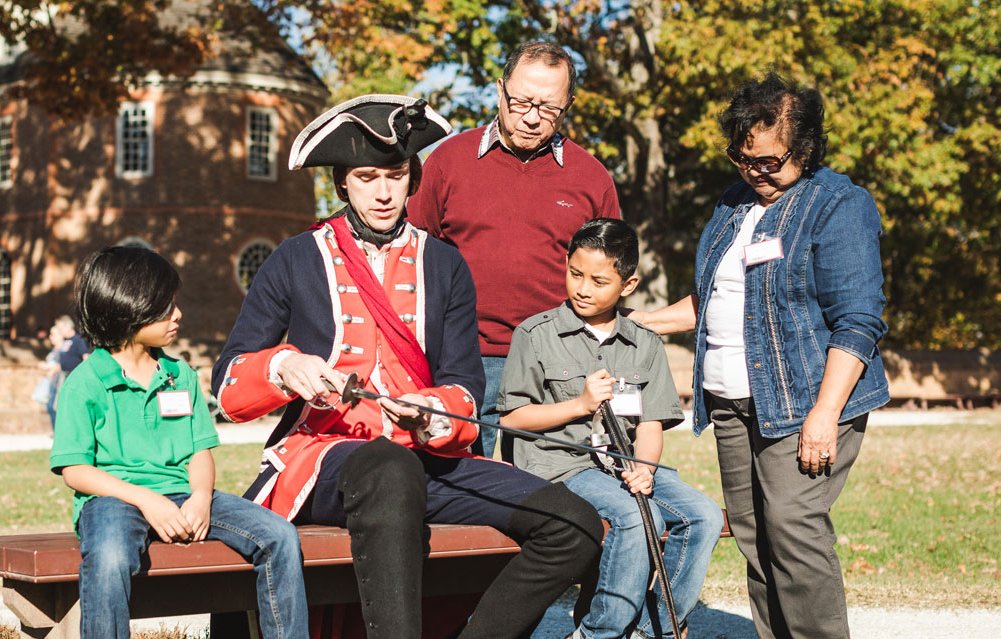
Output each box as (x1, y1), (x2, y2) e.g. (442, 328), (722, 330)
(726, 146), (793, 175)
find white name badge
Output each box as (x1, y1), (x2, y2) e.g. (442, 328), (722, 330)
(157, 390), (192, 417)
(609, 380), (643, 417)
(744, 238), (784, 266)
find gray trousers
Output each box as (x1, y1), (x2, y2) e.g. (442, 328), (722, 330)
(706, 392), (866, 639)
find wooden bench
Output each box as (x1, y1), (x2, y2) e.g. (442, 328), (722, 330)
(2, 516), (732, 639)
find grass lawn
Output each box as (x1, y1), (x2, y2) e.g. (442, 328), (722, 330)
(0, 422), (998, 615)
(667, 422), (1001, 608)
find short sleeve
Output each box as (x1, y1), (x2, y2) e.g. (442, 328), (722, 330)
(49, 383), (99, 472)
(496, 326), (546, 412)
(640, 336), (685, 428)
(185, 365), (220, 452)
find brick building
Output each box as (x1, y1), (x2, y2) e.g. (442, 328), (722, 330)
(0, 2), (328, 350)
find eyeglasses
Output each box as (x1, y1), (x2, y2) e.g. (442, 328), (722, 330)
(501, 81), (571, 121)
(726, 146), (793, 175)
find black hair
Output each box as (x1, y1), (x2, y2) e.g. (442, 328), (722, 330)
(502, 41), (577, 102)
(719, 72), (828, 173)
(568, 218), (639, 280)
(74, 247), (181, 351)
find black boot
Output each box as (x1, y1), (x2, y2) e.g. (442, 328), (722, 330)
(339, 438), (429, 639)
(460, 483), (603, 638)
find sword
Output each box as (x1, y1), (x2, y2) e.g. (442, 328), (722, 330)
(326, 373), (677, 473)
(597, 400), (683, 639)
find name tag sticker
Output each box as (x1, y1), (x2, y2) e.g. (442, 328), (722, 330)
(157, 391), (192, 417)
(610, 380), (643, 417)
(744, 238), (784, 266)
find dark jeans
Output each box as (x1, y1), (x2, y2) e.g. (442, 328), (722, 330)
(706, 391), (866, 639)
(300, 438), (604, 639)
(77, 491), (308, 639)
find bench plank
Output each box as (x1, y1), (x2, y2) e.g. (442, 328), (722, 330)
(0, 524), (521, 584)
(1, 514), (731, 638)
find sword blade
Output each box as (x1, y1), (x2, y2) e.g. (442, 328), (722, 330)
(335, 376), (677, 473)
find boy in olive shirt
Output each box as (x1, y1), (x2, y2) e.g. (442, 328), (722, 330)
(498, 219), (721, 639)
(50, 247), (307, 639)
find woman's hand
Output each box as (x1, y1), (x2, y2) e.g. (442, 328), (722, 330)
(276, 353), (345, 403)
(798, 405), (839, 474)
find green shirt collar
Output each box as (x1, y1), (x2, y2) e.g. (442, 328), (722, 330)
(89, 348), (181, 391)
(553, 300), (638, 346)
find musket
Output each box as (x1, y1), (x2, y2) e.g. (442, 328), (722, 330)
(330, 374), (684, 635)
(331, 373), (677, 473)
(597, 400), (682, 639)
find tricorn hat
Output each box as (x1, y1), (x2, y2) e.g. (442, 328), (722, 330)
(288, 94), (452, 170)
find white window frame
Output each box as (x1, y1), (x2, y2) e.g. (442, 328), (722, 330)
(115, 101), (155, 178)
(0, 116), (13, 189)
(246, 107), (278, 181)
(235, 239), (276, 293)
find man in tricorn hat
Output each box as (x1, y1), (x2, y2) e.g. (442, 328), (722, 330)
(212, 95), (602, 638)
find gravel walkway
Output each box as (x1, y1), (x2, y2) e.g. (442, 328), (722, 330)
(3, 600), (997, 638)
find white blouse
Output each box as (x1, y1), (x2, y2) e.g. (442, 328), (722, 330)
(702, 203), (767, 399)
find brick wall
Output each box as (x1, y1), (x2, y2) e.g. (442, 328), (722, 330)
(1, 85), (323, 343)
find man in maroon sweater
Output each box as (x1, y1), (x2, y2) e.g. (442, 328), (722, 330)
(408, 41), (621, 457)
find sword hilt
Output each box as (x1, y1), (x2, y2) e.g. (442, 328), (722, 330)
(319, 372), (371, 409)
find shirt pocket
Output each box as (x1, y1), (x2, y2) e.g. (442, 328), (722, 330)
(612, 368), (650, 391)
(543, 364), (588, 403)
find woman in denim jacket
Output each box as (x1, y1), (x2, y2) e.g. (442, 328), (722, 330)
(632, 73), (889, 639)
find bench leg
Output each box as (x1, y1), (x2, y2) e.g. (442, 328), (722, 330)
(3, 582), (80, 639)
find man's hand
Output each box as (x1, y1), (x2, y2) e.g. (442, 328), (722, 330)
(577, 369), (614, 415)
(138, 493), (194, 544)
(621, 465), (656, 496)
(180, 491), (212, 542)
(379, 393), (431, 431)
(276, 353), (345, 404)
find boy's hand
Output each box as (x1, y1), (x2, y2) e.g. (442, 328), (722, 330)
(138, 493), (194, 543)
(578, 369), (614, 415)
(180, 492), (213, 542)
(621, 465), (656, 496)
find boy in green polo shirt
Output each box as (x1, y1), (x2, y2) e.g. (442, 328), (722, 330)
(49, 247), (308, 639)
(497, 219), (722, 639)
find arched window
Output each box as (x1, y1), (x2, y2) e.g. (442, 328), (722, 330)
(116, 236), (153, 250)
(235, 240), (275, 293)
(0, 250), (11, 340)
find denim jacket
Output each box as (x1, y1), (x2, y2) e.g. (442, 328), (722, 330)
(692, 167), (890, 438)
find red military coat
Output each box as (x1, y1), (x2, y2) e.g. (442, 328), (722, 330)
(212, 217), (484, 521)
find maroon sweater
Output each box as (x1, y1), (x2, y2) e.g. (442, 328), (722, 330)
(408, 126), (620, 356)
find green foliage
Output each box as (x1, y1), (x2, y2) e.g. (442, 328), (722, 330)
(0, 1), (218, 119)
(268, 0), (999, 348)
(3, 0), (998, 347)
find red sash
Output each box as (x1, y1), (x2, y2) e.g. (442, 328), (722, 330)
(328, 216), (433, 388)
